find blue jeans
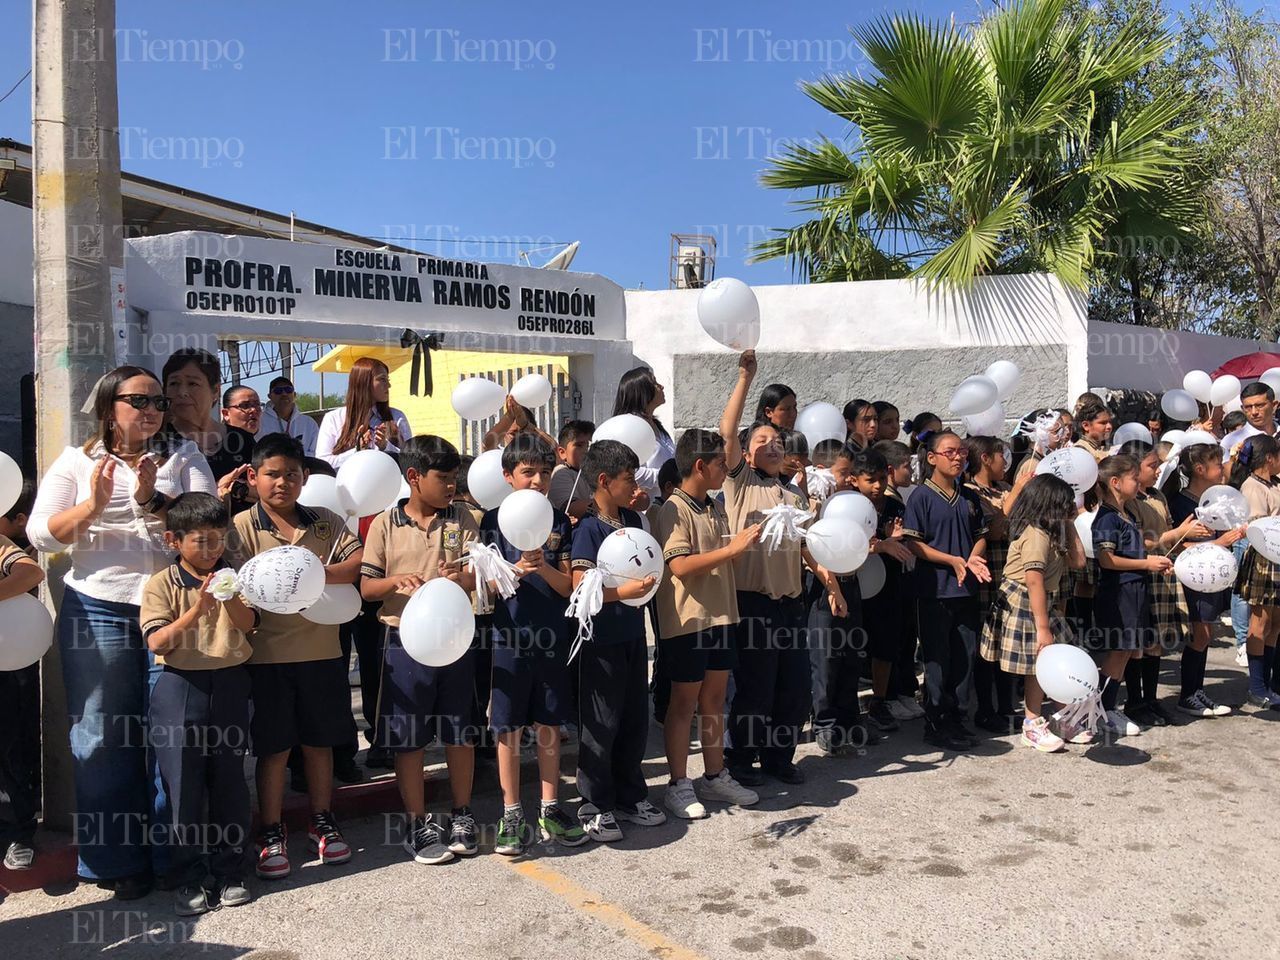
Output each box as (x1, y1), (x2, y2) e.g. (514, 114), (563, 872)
(58, 587), (169, 881)
(1231, 539), (1249, 649)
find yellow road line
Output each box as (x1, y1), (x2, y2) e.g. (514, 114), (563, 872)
(504, 858), (710, 960)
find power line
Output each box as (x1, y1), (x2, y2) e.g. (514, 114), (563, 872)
(0, 69), (31, 106)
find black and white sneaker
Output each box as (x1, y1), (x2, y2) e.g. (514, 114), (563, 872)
(448, 807), (479, 856)
(404, 814), (453, 865)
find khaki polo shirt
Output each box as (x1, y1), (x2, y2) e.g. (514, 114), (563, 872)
(653, 489), (739, 639)
(360, 500), (479, 626)
(228, 503), (360, 664)
(1242, 474), (1280, 520)
(1075, 437), (1107, 464)
(722, 460), (809, 600)
(1002, 526), (1067, 596)
(140, 561), (256, 670)
(1130, 490), (1173, 552)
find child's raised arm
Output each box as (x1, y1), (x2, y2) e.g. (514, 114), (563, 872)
(721, 350), (756, 472)
(0, 556), (43, 601)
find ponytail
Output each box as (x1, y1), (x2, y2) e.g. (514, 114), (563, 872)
(1230, 434), (1280, 488)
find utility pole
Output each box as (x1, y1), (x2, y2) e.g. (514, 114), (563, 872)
(32, 0), (123, 829)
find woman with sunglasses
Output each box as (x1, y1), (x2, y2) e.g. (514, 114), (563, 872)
(221, 385), (262, 436)
(161, 348), (257, 513)
(28, 366), (216, 900)
(257, 376), (318, 456)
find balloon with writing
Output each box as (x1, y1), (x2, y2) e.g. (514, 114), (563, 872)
(1034, 447), (1098, 498)
(238, 545), (326, 615)
(1246, 517), (1280, 565)
(1174, 543), (1238, 593)
(1195, 484), (1248, 532)
(1034, 643), (1101, 704)
(596, 527), (663, 607)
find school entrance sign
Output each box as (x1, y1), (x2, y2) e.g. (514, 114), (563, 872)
(123, 231), (634, 418)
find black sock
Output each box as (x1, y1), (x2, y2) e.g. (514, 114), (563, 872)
(1180, 647), (1206, 700)
(1124, 659), (1143, 706)
(1101, 677), (1121, 711)
(1141, 656), (1161, 704)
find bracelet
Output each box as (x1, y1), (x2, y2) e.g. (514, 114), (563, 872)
(143, 491), (169, 514)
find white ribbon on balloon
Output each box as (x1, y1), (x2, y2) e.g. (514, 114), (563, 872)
(759, 504), (813, 553)
(206, 569), (241, 602)
(805, 466), (836, 503)
(465, 541), (520, 609)
(1053, 683), (1108, 735)
(565, 568), (605, 663)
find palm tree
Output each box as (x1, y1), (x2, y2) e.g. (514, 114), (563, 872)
(753, 0), (1204, 292)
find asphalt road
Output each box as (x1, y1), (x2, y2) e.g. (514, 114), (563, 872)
(2, 640), (1277, 960)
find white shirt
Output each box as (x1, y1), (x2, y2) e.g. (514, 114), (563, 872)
(316, 407), (412, 468)
(635, 429), (676, 498)
(28, 441), (218, 605)
(257, 405), (320, 457)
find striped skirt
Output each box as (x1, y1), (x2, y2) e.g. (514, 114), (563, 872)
(1237, 546), (1280, 607)
(980, 579), (1074, 676)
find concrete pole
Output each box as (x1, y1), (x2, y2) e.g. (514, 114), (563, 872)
(32, 0), (123, 831)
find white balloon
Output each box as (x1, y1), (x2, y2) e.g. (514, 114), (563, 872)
(1155, 456), (1180, 493)
(821, 491), (878, 538)
(795, 402), (847, 450)
(1196, 484), (1249, 531)
(596, 526), (664, 607)
(397, 477), (412, 502)
(1160, 429), (1187, 447)
(1035, 643), (1101, 704)
(696, 277), (760, 351)
(298, 474), (347, 516)
(961, 402), (1006, 438)
(238, 545), (326, 615)
(301, 583), (363, 625)
(1111, 422), (1153, 447)
(1074, 511), (1097, 559)
(593, 414), (658, 464)
(1181, 430), (1220, 448)
(399, 578), (475, 667)
(336, 450), (402, 517)
(949, 375), (999, 416)
(1161, 388), (1199, 422)
(1247, 517), (1280, 565)
(0, 451), (22, 517)
(856, 552), (886, 599)
(1259, 367), (1280, 395)
(1209, 374), (1242, 407)
(1221, 424), (1263, 460)
(1182, 370), (1213, 403)
(468, 449), (513, 510)
(0, 594), (52, 670)
(983, 360), (1021, 400)
(804, 517), (870, 575)
(451, 377), (508, 421)
(1035, 447), (1099, 497)
(1224, 396), (1243, 414)
(497, 489), (554, 551)
(1174, 543), (1238, 593)
(510, 373), (553, 408)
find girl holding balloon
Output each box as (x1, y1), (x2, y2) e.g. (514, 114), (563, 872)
(1229, 434), (1280, 709)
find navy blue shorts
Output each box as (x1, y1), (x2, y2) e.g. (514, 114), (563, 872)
(1184, 585), (1229, 624)
(488, 637), (573, 733)
(659, 624), (738, 683)
(248, 658), (354, 756)
(376, 627), (478, 750)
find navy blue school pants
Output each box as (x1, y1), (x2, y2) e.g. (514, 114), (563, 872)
(917, 595), (980, 728)
(807, 581), (863, 749)
(576, 634), (649, 813)
(727, 592), (809, 772)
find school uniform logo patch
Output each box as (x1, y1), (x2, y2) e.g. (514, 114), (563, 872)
(313, 521), (332, 540)
(443, 528), (462, 551)
(546, 532), (563, 551)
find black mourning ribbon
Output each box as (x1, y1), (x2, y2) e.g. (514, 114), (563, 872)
(399, 329), (443, 396)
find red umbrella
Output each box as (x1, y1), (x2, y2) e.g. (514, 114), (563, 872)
(1211, 351), (1280, 378)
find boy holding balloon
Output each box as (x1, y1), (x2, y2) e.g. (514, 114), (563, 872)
(359, 435), (481, 866)
(228, 434), (364, 881)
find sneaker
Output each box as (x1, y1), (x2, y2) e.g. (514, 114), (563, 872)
(1178, 690), (1231, 718)
(867, 699), (900, 732)
(448, 807), (479, 856)
(886, 698), (915, 721)
(1198, 692), (1232, 717)
(495, 810), (530, 856)
(896, 695), (927, 719)
(217, 879), (252, 907)
(1246, 689), (1280, 709)
(1020, 717), (1065, 753)
(308, 810), (352, 865)
(3, 841), (34, 871)
(616, 799), (667, 826)
(538, 805), (589, 847)
(584, 810), (623, 843)
(1235, 645), (1249, 667)
(404, 815), (453, 864)
(173, 884), (209, 917)
(1108, 710), (1141, 736)
(256, 823), (290, 880)
(698, 769), (759, 807)
(664, 779), (708, 820)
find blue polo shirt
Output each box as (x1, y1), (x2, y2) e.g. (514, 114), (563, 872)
(570, 506), (646, 644)
(481, 505), (574, 650)
(902, 479), (988, 600)
(1092, 503), (1146, 586)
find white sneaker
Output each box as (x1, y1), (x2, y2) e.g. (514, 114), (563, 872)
(896, 695), (926, 719)
(1107, 709), (1140, 736)
(664, 779), (708, 820)
(1178, 690), (1232, 717)
(1235, 645), (1249, 667)
(584, 811), (623, 843)
(697, 769), (759, 807)
(616, 799), (667, 826)
(1198, 691), (1232, 716)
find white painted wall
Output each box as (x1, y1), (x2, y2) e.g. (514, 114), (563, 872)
(1086, 320), (1276, 391)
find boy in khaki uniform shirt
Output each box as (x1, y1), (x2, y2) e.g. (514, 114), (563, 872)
(225, 435), (362, 882)
(142, 493), (257, 915)
(652, 428), (761, 820)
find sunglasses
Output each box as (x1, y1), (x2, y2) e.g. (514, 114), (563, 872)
(116, 394), (172, 411)
(227, 401), (262, 412)
(271, 385), (295, 396)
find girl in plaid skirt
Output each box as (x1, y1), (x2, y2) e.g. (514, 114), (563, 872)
(1230, 434), (1280, 709)
(966, 437), (1015, 731)
(980, 474), (1084, 752)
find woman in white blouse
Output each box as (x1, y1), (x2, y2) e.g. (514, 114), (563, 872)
(315, 356), (412, 468)
(28, 366), (216, 899)
(613, 366), (675, 505)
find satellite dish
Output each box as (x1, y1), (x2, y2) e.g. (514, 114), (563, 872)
(540, 241), (579, 271)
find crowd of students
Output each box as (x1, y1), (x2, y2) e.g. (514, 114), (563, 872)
(2, 347), (1278, 920)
